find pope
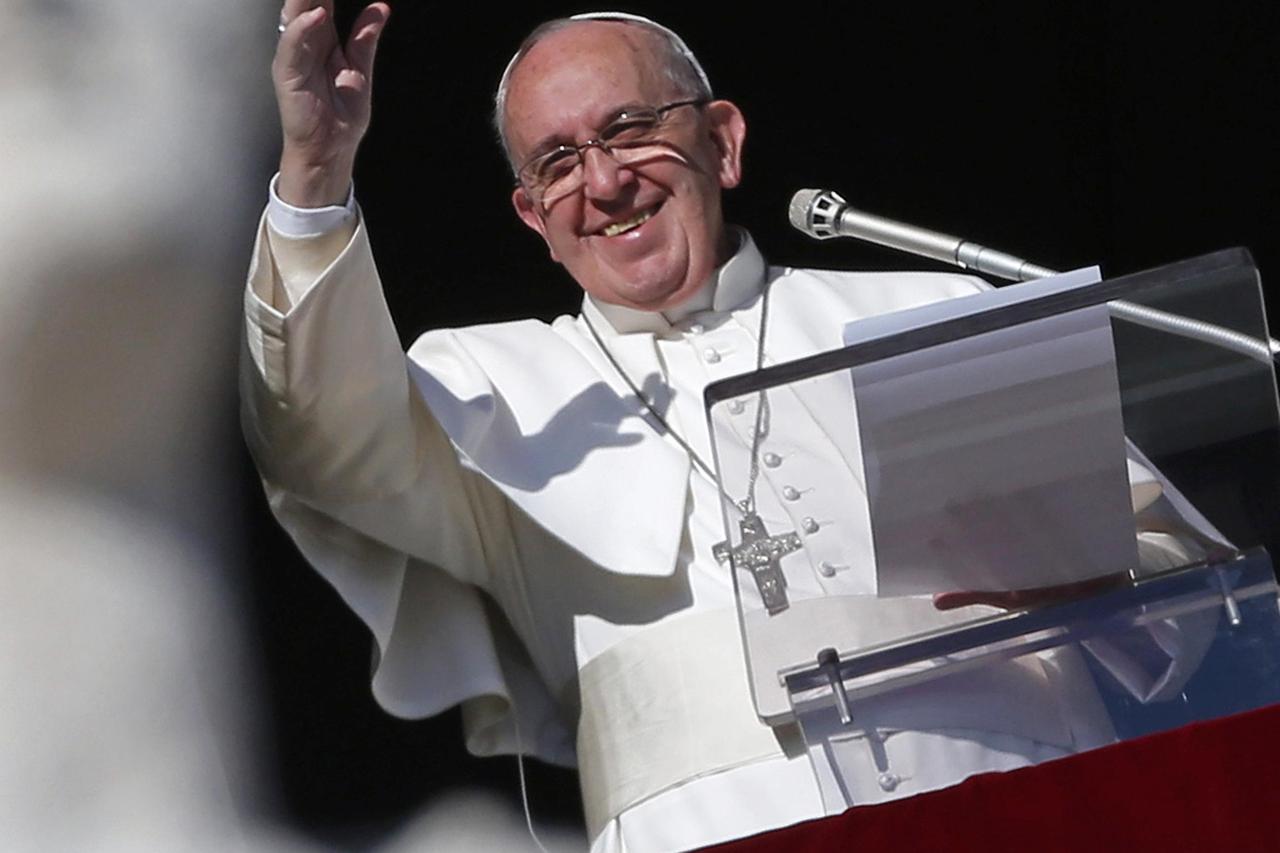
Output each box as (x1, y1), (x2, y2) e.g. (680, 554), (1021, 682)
(249, 4), (1215, 850)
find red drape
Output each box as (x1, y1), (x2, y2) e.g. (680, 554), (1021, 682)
(706, 704), (1280, 853)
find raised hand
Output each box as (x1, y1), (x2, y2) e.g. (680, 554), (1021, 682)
(272, 1), (391, 208)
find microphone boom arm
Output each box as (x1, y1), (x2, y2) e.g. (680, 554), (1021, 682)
(789, 189), (1280, 365)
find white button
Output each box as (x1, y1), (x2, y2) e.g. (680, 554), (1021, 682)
(782, 486), (800, 501)
(688, 322), (705, 335)
(802, 517), (819, 534)
(877, 771), (901, 792)
(817, 562), (836, 577)
(763, 452), (782, 468)
(728, 399), (745, 414)
(703, 348), (721, 364)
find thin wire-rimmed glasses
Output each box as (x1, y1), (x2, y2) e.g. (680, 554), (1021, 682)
(517, 99), (709, 210)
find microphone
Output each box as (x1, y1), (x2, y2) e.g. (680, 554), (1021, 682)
(788, 188), (1056, 282)
(788, 188), (1280, 365)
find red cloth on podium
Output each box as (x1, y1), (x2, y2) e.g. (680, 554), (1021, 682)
(705, 704), (1280, 853)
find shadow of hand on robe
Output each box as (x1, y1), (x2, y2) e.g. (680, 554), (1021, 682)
(409, 361), (683, 493)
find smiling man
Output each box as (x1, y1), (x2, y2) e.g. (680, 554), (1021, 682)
(503, 19), (744, 313)
(244, 6), (1208, 852)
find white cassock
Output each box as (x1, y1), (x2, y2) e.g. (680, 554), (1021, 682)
(241, 189), (1212, 852)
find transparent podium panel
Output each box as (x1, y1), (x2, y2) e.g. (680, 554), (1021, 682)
(704, 249), (1280, 813)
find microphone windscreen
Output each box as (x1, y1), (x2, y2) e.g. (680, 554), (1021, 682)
(788, 189), (824, 235)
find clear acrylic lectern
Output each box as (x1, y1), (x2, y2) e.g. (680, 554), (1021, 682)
(705, 249), (1280, 812)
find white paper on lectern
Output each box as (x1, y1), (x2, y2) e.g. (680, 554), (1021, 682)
(842, 266), (1104, 347)
(840, 268), (1141, 596)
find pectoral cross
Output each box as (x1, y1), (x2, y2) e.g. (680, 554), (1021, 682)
(713, 513), (802, 615)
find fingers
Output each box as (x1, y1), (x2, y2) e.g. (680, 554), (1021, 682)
(274, 5), (331, 82)
(346, 3), (392, 81)
(281, 0), (333, 24)
(933, 573), (1130, 611)
(933, 591), (992, 611)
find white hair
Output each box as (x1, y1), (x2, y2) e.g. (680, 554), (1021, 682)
(492, 12), (714, 176)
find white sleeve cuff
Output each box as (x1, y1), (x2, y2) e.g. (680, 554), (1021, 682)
(266, 173), (357, 238)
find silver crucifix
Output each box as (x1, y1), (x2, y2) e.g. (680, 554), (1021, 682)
(713, 513), (802, 615)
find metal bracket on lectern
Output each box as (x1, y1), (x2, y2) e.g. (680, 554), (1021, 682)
(1213, 566), (1244, 627)
(816, 647), (853, 725)
(779, 552), (1277, 725)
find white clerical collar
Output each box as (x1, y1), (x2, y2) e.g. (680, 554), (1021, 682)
(583, 228), (766, 336)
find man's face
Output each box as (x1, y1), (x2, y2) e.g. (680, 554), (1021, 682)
(506, 22), (746, 313)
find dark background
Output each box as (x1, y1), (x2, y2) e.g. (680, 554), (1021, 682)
(240, 2), (1279, 845)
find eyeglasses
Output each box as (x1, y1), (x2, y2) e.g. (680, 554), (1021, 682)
(517, 99), (709, 209)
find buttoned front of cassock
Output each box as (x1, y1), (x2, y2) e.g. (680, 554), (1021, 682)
(242, 212), (1213, 853)
(582, 233), (906, 610)
(713, 371), (878, 598)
